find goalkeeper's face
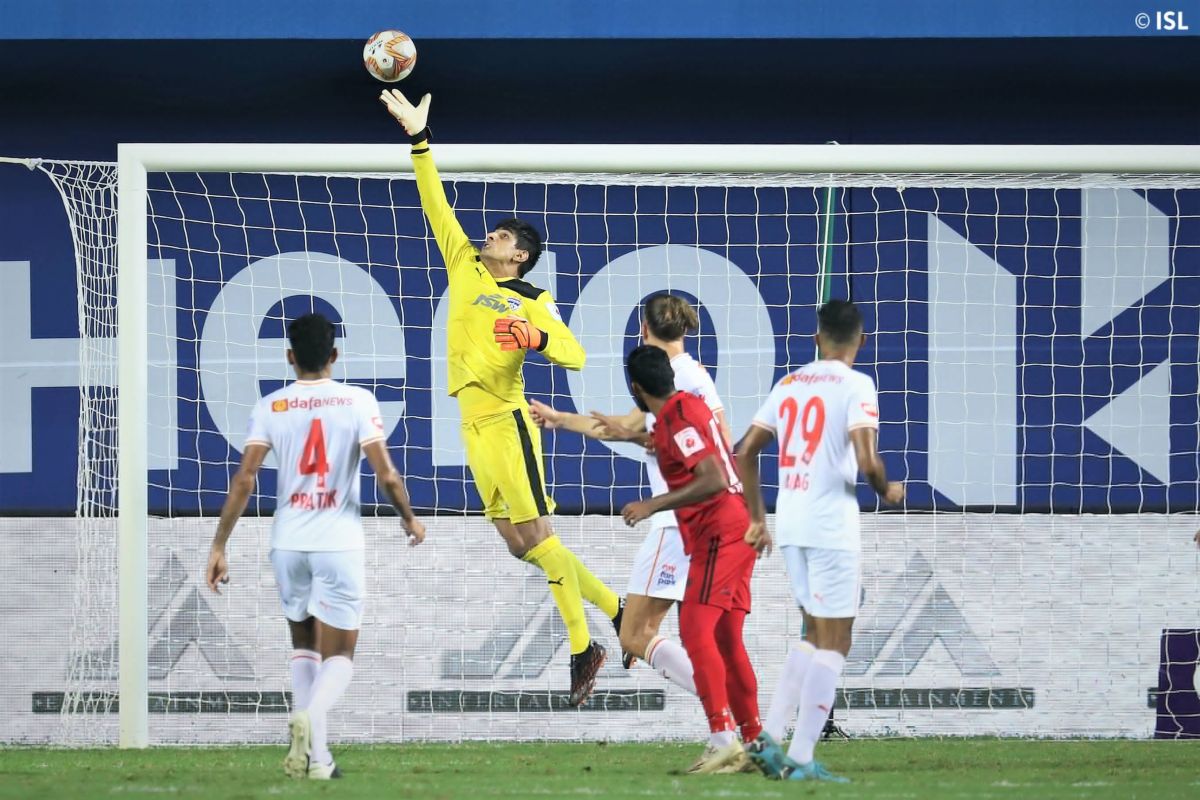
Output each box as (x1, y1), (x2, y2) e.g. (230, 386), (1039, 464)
(480, 227), (529, 275)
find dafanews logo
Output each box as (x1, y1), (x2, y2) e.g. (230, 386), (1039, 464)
(273, 396), (355, 411)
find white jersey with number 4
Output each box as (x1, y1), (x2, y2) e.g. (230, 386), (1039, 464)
(245, 378), (386, 552)
(751, 359), (879, 551)
(645, 352), (724, 532)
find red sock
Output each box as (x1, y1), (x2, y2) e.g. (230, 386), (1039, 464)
(716, 608), (762, 742)
(679, 602), (735, 734)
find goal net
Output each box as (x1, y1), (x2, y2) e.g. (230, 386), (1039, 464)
(8, 145), (1200, 745)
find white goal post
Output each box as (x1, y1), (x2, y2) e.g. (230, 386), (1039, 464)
(80, 142), (1200, 747)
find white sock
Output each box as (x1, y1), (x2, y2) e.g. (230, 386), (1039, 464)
(708, 729), (736, 748)
(645, 635), (697, 696)
(306, 655), (354, 766)
(787, 649), (844, 766)
(289, 649), (320, 711)
(764, 642), (815, 740)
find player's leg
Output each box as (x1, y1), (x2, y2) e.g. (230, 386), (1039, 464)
(762, 547), (817, 742)
(624, 593), (696, 695)
(509, 406), (619, 620)
(497, 516), (588, 654)
(748, 546), (817, 778)
(781, 547), (858, 783)
(461, 413), (594, 662)
(623, 526), (695, 687)
(270, 549), (321, 779)
(467, 412), (596, 652)
(502, 516), (608, 706)
(287, 617), (320, 711)
(713, 545), (761, 745)
(302, 550), (365, 780)
(478, 408), (616, 706)
(679, 601), (742, 772)
(678, 537), (746, 772)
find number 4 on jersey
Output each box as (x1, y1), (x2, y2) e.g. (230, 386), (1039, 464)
(299, 419), (330, 489)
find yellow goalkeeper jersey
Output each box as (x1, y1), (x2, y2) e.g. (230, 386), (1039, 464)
(412, 140), (586, 421)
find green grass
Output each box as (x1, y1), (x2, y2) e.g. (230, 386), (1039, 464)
(1, 740), (1196, 800)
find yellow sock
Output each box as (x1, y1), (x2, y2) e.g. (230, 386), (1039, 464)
(560, 545), (620, 619)
(523, 535), (590, 654)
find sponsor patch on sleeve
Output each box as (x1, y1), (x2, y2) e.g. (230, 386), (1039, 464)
(544, 301), (563, 322)
(861, 402), (879, 418)
(673, 426), (705, 457)
(371, 416), (385, 433)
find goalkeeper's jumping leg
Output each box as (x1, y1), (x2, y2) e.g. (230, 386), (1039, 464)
(496, 517), (619, 706)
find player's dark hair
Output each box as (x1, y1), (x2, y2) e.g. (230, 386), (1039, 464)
(288, 313), (336, 372)
(817, 299), (864, 345)
(494, 218), (543, 277)
(644, 293), (699, 342)
(626, 344), (677, 399)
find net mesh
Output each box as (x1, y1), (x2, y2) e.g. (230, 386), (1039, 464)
(8, 156), (1199, 743)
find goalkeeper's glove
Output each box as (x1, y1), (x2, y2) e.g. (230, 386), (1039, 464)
(493, 316), (546, 352)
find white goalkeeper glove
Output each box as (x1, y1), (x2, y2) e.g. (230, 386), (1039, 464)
(380, 89), (432, 139)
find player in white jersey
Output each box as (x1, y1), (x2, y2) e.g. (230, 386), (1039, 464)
(528, 294), (731, 701)
(206, 313), (425, 780)
(737, 299), (903, 783)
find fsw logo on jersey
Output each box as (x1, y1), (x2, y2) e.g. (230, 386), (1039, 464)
(471, 293), (520, 314)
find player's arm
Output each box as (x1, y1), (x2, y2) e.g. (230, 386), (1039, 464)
(850, 427), (904, 505)
(713, 409), (733, 450)
(590, 410), (653, 449)
(379, 90), (476, 278)
(621, 454), (729, 526)
(207, 443), (270, 593)
(736, 424), (776, 554)
(514, 291), (587, 370)
(528, 399), (647, 441)
(363, 441), (426, 546)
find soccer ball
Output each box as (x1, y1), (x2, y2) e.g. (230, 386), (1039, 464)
(363, 30), (417, 82)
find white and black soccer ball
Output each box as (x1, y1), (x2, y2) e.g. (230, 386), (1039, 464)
(363, 30), (417, 83)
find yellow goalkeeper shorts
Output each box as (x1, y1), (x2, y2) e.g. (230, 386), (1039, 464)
(461, 406), (556, 524)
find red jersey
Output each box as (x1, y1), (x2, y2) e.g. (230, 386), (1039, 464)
(650, 391), (750, 553)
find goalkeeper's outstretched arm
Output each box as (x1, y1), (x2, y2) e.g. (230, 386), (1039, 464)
(380, 90), (475, 276)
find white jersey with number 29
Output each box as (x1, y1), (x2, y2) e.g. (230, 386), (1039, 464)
(751, 359), (878, 551)
(245, 378), (386, 552)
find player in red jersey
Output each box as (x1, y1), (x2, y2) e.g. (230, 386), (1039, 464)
(614, 344), (761, 774)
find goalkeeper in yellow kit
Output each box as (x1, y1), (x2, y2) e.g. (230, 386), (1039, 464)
(381, 89), (620, 706)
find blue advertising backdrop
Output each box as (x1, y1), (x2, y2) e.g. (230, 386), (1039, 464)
(7, 172), (1195, 515)
(2, 6), (1198, 516)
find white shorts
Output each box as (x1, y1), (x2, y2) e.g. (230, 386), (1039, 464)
(270, 549), (365, 631)
(782, 545), (861, 619)
(626, 526), (688, 601)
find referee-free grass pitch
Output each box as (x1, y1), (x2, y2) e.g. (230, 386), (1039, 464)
(0, 739), (1195, 799)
